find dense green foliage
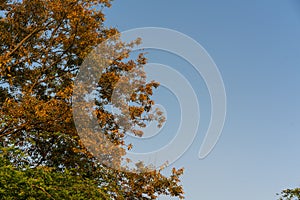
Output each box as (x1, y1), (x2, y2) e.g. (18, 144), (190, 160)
(0, 149), (109, 199)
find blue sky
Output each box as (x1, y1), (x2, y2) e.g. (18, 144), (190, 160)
(103, 1), (300, 199)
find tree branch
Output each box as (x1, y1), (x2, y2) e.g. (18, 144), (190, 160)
(6, 27), (40, 58)
(32, 184), (55, 200)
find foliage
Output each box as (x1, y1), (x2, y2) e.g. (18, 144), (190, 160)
(278, 188), (300, 200)
(0, 0), (184, 199)
(0, 148), (110, 200)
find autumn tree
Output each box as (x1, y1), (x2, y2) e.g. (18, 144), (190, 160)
(0, 0), (184, 199)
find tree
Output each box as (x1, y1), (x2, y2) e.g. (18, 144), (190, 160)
(0, 0), (184, 199)
(0, 147), (110, 199)
(278, 188), (300, 200)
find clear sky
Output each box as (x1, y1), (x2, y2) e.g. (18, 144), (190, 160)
(103, 1), (300, 199)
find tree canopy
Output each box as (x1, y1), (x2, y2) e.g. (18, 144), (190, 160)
(278, 188), (300, 200)
(0, 0), (184, 199)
